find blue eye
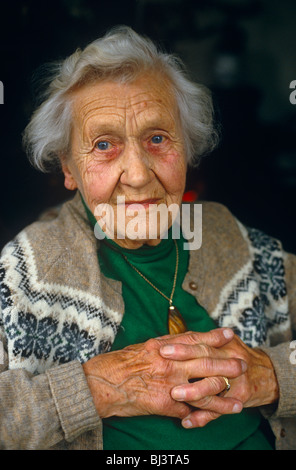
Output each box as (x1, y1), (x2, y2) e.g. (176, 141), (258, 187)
(151, 135), (163, 144)
(96, 141), (111, 150)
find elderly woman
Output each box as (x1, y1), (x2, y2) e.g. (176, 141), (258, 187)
(0, 26), (295, 451)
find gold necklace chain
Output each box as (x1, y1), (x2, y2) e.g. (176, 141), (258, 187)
(121, 239), (179, 305)
(120, 238), (187, 335)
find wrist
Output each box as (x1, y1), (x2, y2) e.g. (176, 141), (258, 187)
(249, 348), (279, 407)
(82, 356), (132, 419)
(82, 362), (113, 418)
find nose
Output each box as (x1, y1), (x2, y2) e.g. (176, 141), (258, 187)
(119, 140), (153, 188)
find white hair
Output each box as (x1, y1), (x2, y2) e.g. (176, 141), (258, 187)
(23, 26), (219, 172)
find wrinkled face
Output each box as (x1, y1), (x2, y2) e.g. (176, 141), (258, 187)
(62, 73), (187, 248)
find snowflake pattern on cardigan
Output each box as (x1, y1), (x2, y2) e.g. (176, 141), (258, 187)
(213, 224), (289, 347)
(0, 234), (120, 373)
(0, 221), (291, 373)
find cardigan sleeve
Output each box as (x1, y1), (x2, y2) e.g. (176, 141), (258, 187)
(283, 251), (296, 332)
(0, 219), (103, 449)
(260, 251), (296, 419)
(260, 342), (296, 418)
(0, 357), (100, 449)
(0, 307), (100, 449)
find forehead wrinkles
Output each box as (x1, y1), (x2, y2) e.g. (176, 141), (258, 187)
(73, 87), (177, 139)
(123, 93), (174, 134)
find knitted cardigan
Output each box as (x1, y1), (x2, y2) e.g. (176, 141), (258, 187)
(0, 192), (296, 450)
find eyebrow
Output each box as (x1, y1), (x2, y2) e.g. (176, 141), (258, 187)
(85, 114), (177, 139)
(86, 121), (125, 140)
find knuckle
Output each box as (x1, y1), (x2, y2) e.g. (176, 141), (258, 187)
(144, 338), (159, 351)
(197, 343), (211, 357)
(176, 404), (191, 419)
(239, 378), (252, 401)
(197, 356), (210, 372)
(208, 329), (221, 341)
(194, 411), (219, 427)
(184, 331), (200, 344)
(206, 410), (220, 423)
(185, 330), (195, 336)
(205, 356), (220, 372)
(207, 376), (225, 394)
(195, 395), (213, 409)
(230, 358), (244, 375)
(206, 328), (226, 345)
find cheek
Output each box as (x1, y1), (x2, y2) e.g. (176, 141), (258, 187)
(156, 152), (187, 194)
(78, 160), (120, 208)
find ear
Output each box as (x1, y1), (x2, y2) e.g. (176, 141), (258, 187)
(61, 157), (78, 191)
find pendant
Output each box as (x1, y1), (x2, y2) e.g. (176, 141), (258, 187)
(168, 305), (187, 335)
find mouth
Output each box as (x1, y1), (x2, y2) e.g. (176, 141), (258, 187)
(123, 198), (162, 209)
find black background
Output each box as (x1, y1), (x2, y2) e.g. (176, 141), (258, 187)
(1, 0), (296, 252)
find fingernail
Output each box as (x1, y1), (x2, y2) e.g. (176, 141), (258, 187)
(223, 329), (233, 339)
(172, 387), (186, 400)
(183, 419), (192, 428)
(241, 360), (247, 373)
(233, 403), (242, 413)
(160, 345), (175, 356)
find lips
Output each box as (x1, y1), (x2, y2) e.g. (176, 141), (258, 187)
(124, 198), (161, 209)
(125, 198), (160, 204)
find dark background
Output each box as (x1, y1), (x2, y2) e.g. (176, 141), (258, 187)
(0, 0), (296, 253)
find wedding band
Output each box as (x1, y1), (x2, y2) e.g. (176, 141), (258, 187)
(222, 376), (231, 392)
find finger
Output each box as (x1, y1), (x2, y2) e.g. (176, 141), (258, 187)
(171, 377), (243, 413)
(177, 356), (247, 379)
(158, 328), (234, 348)
(182, 399), (243, 429)
(188, 395), (242, 415)
(167, 401), (193, 420)
(172, 376), (229, 401)
(182, 410), (222, 428)
(160, 342), (228, 360)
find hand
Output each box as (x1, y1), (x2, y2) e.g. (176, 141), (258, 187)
(82, 328), (245, 420)
(159, 331), (279, 428)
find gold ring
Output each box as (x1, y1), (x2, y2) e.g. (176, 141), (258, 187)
(222, 376), (231, 392)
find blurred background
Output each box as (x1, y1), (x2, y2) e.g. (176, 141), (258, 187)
(0, 0), (296, 252)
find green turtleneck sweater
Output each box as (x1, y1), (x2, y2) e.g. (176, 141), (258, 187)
(83, 199), (274, 450)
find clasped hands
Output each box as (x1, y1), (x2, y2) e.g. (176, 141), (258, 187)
(82, 328), (279, 428)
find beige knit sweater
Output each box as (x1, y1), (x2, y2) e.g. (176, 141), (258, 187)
(0, 192), (295, 450)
